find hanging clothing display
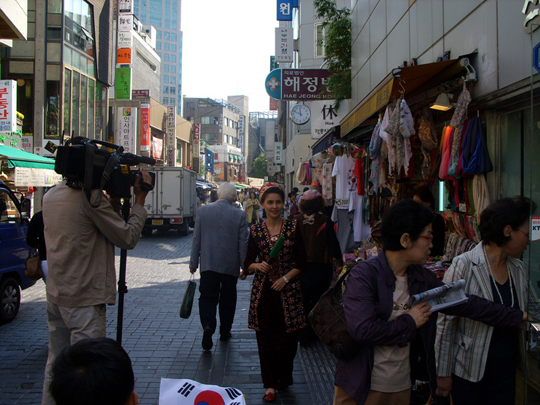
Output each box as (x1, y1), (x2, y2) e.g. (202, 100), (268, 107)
(322, 163), (333, 200)
(417, 108), (440, 180)
(369, 121), (383, 192)
(332, 154), (356, 209)
(460, 117), (493, 174)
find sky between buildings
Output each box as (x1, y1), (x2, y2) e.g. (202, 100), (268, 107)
(181, 0), (280, 112)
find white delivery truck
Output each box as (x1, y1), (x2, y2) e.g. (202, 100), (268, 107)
(142, 166), (197, 236)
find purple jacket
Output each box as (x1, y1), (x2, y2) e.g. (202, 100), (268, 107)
(335, 252), (524, 404)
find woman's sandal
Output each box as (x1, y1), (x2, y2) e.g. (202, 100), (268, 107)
(263, 390), (276, 402)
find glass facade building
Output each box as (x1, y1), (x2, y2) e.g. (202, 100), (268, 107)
(133, 0), (182, 110)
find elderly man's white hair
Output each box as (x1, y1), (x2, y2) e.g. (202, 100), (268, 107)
(217, 182), (237, 202)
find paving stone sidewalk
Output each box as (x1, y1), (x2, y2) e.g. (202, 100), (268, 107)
(0, 231), (336, 404)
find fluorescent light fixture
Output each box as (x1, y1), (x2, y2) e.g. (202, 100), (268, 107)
(430, 93), (453, 111)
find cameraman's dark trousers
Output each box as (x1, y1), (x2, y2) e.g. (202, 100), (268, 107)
(199, 270), (238, 337)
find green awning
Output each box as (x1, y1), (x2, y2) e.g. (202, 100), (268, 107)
(234, 184), (245, 189)
(0, 144), (56, 170)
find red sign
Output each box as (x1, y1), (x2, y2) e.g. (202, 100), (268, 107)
(132, 89), (150, 98)
(141, 103), (150, 152)
(282, 69), (331, 100)
(270, 97), (278, 111)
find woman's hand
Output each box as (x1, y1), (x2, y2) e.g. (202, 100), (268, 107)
(271, 277), (287, 291)
(407, 302), (433, 328)
(257, 262), (272, 274)
(436, 376), (452, 397)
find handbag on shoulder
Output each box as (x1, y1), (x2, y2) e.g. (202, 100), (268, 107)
(179, 275), (197, 319)
(309, 261), (378, 361)
(24, 248), (43, 280)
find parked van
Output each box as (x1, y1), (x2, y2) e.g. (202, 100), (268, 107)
(0, 180), (36, 324)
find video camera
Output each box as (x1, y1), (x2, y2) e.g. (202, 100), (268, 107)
(55, 137), (156, 203)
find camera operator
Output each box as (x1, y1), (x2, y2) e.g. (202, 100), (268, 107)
(40, 168), (152, 405)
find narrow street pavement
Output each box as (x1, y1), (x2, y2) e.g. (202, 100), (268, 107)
(0, 230), (336, 404)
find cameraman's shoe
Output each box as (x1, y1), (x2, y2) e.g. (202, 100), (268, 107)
(202, 327), (213, 351)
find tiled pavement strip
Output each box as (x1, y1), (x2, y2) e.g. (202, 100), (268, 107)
(0, 231), (336, 404)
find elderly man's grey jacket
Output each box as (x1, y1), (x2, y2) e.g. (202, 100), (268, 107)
(189, 199), (249, 276)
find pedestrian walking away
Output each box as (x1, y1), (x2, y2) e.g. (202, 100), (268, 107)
(189, 182), (249, 351)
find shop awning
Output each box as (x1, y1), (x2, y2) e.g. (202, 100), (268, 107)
(312, 125), (340, 155)
(0, 144), (56, 170)
(234, 184), (246, 189)
(341, 59), (466, 138)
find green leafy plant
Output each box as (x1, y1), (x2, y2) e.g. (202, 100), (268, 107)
(314, 0), (351, 109)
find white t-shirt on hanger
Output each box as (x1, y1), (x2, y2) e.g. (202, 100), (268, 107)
(332, 155), (356, 209)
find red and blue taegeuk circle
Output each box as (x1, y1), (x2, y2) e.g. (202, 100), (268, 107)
(194, 390), (225, 405)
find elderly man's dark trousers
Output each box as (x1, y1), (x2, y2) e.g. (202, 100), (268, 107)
(198, 270), (238, 336)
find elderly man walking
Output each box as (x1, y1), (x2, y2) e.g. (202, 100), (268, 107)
(189, 182), (249, 351)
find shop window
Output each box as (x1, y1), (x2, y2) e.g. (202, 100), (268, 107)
(315, 23), (325, 58)
(64, 68), (71, 137)
(80, 75), (88, 136)
(46, 81), (60, 138)
(72, 71), (80, 136)
(88, 79), (94, 139)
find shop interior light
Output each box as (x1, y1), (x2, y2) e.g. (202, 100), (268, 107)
(430, 93), (454, 111)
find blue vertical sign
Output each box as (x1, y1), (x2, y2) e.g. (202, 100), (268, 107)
(533, 42), (540, 74)
(277, 0), (293, 21)
(205, 149), (214, 173)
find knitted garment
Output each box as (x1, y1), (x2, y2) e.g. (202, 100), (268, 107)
(449, 85), (472, 172)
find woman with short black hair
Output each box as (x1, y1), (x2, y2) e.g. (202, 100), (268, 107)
(435, 196), (540, 405)
(334, 198), (528, 405)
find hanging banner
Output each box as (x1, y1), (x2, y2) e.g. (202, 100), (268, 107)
(152, 136), (163, 160)
(117, 48), (132, 64)
(193, 123), (200, 158)
(166, 106), (176, 166)
(265, 69), (331, 101)
(140, 103), (150, 152)
(310, 99), (349, 139)
(277, 0), (292, 21)
(274, 143), (283, 164)
(118, 31), (132, 48)
(118, 0), (133, 14)
(275, 28), (293, 63)
(270, 97), (278, 110)
(115, 67), (132, 99)
(116, 107), (137, 154)
(14, 167), (62, 187)
(118, 14), (133, 32)
(0, 80), (17, 132)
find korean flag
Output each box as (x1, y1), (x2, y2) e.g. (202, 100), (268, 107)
(159, 378), (246, 405)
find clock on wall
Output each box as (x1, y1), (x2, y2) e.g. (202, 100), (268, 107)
(290, 103), (311, 125)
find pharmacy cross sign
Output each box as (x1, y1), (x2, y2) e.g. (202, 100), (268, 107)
(534, 42), (540, 74)
(268, 77), (280, 91)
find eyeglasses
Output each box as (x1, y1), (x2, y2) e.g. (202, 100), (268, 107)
(418, 234), (434, 241)
(516, 229), (530, 239)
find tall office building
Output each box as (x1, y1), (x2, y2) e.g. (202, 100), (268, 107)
(133, 0), (182, 109)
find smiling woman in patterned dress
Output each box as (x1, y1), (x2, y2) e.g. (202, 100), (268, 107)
(241, 183), (307, 403)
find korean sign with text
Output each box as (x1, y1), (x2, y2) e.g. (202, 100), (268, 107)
(265, 69), (331, 101)
(0, 80), (17, 132)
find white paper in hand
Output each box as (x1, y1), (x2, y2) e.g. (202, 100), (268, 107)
(159, 378), (246, 405)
